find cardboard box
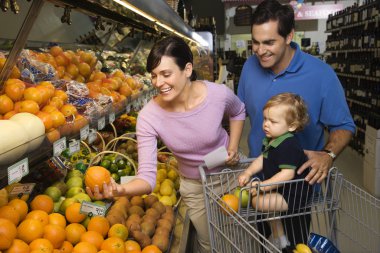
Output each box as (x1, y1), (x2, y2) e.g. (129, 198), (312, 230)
(363, 160), (380, 198)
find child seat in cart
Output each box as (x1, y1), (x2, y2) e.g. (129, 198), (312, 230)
(199, 159), (380, 253)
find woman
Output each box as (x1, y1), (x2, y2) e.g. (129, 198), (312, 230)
(87, 36), (246, 253)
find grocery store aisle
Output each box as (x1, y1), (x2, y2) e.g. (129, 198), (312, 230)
(239, 120), (364, 188)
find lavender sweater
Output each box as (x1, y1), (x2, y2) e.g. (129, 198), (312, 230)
(136, 81), (246, 190)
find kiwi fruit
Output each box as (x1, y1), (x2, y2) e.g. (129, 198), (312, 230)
(145, 208), (161, 220)
(130, 196), (144, 208)
(161, 212), (175, 226)
(140, 221), (156, 237)
(157, 218), (172, 231)
(154, 226), (170, 237)
(142, 214), (158, 226)
(127, 205), (145, 217)
(152, 234), (169, 252)
(152, 201), (166, 215)
(143, 194), (159, 208)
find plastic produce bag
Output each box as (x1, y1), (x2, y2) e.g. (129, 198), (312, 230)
(308, 233), (340, 253)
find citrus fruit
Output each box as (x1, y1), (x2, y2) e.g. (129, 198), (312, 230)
(80, 230), (104, 250)
(17, 219), (44, 244)
(0, 218), (17, 250)
(87, 216), (110, 238)
(220, 194), (239, 214)
(84, 166), (111, 192)
(30, 194), (54, 213)
(108, 224), (129, 241)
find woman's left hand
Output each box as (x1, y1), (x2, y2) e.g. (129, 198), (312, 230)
(225, 150), (239, 166)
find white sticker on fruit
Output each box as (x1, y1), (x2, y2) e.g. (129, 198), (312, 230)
(9, 183), (35, 196)
(80, 201), (106, 217)
(98, 117), (106, 130)
(80, 125), (90, 140)
(8, 158), (29, 184)
(203, 146), (228, 169)
(88, 129), (97, 144)
(53, 137), (67, 157)
(109, 113), (115, 123)
(69, 139), (80, 154)
(120, 175), (136, 184)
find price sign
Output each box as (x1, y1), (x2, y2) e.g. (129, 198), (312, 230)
(69, 139), (80, 154)
(120, 175), (136, 184)
(80, 201), (106, 217)
(7, 158), (29, 184)
(53, 137), (67, 157)
(9, 183), (35, 196)
(80, 125), (90, 140)
(88, 129), (97, 144)
(109, 112), (115, 124)
(98, 117), (106, 130)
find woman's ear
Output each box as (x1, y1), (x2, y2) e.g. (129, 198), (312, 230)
(184, 62), (193, 78)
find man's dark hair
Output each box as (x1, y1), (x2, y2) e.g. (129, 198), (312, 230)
(252, 0), (295, 38)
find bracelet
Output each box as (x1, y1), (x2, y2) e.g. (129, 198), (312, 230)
(322, 149), (336, 160)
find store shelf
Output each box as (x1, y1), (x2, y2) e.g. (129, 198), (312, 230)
(336, 72), (380, 82)
(326, 48), (380, 54)
(326, 17), (378, 33)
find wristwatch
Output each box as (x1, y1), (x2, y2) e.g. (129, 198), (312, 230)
(322, 149), (336, 160)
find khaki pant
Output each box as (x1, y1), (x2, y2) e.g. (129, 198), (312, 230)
(180, 175), (238, 253)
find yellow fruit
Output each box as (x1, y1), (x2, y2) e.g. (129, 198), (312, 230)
(159, 196), (173, 206)
(295, 243), (312, 253)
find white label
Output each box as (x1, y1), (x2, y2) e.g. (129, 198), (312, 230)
(109, 113), (115, 123)
(80, 125), (90, 140)
(88, 129), (97, 144)
(8, 158), (29, 184)
(120, 175), (136, 184)
(80, 201), (106, 217)
(53, 137), (67, 157)
(98, 117), (106, 130)
(9, 183), (35, 196)
(69, 139), (80, 154)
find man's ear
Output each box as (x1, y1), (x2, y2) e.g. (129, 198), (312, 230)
(184, 62), (193, 78)
(286, 29), (294, 45)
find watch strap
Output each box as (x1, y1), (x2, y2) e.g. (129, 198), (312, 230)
(322, 149), (336, 160)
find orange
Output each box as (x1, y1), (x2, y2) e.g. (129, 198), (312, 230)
(49, 97), (64, 109)
(78, 62), (91, 78)
(29, 238), (54, 253)
(36, 86), (53, 105)
(4, 79), (25, 102)
(13, 101), (21, 112)
(19, 100), (40, 114)
(220, 194), (239, 214)
(108, 224), (128, 241)
(25, 210), (49, 226)
(125, 240), (141, 252)
(39, 81), (55, 93)
(141, 245), (162, 253)
(46, 128), (61, 143)
(8, 198), (28, 221)
(100, 237), (125, 253)
(54, 90), (68, 103)
(0, 94), (14, 114)
(42, 105), (58, 113)
(50, 46), (63, 57)
(90, 71), (106, 81)
(65, 223), (86, 245)
(3, 110), (17, 119)
(0, 218), (17, 250)
(65, 202), (86, 223)
(49, 110), (66, 128)
(24, 87), (43, 105)
(73, 241), (97, 253)
(36, 111), (53, 131)
(66, 64), (79, 78)
(55, 54), (69, 67)
(17, 219), (44, 244)
(4, 238), (30, 253)
(43, 224), (66, 249)
(75, 75), (85, 83)
(0, 205), (20, 225)
(56, 66), (66, 79)
(79, 51), (94, 65)
(57, 241), (73, 253)
(48, 213), (66, 228)
(60, 104), (77, 117)
(80, 231), (104, 250)
(98, 250), (112, 253)
(86, 81), (101, 92)
(30, 195), (54, 214)
(118, 84), (132, 97)
(84, 166), (111, 192)
(87, 216), (110, 238)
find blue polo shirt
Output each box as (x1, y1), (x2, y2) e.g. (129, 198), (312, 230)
(238, 42), (356, 158)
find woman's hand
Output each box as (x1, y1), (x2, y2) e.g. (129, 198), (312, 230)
(86, 179), (124, 200)
(238, 171), (251, 187)
(225, 149), (239, 166)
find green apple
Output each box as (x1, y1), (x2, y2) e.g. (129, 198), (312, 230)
(233, 187), (250, 208)
(66, 186), (85, 198)
(66, 169), (84, 180)
(66, 176), (83, 189)
(44, 186), (62, 202)
(73, 192), (91, 203)
(53, 196), (65, 213)
(59, 197), (79, 214)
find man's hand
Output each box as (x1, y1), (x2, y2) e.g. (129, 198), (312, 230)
(297, 150), (333, 184)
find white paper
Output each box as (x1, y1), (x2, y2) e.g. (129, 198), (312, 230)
(203, 146), (228, 169)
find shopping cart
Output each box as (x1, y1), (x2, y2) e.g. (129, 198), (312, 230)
(199, 159), (380, 253)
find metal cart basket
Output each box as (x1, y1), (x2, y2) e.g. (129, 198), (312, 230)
(199, 159), (380, 253)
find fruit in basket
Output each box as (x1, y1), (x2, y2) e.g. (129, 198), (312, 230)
(220, 194), (239, 214)
(295, 243), (312, 253)
(233, 187), (250, 208)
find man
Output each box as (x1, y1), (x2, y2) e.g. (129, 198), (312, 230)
(237, 0), (355, 248)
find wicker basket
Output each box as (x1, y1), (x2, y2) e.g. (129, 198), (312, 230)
(166, 0), (178, 11)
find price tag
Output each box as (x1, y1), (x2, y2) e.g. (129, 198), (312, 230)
(120, 175), (136, 184)
(80, 201), (106, 217)
(8, 158), (29, 184)
(98, 117), (106, 130)
(80, 125), (90, 140)
(53, 137), (67, 157)
(109, 112), (115, 124)
(9, 183), (35, 196)
(88, 129), (97, 144)
(69, 139), (80, 154)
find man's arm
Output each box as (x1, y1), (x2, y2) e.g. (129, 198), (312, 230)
(297, 129), (353, 184)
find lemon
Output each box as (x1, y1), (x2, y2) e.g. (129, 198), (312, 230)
(295, 243), (312, 253)
(159, 196), (173, 206)
(159, 183), (173, 196)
